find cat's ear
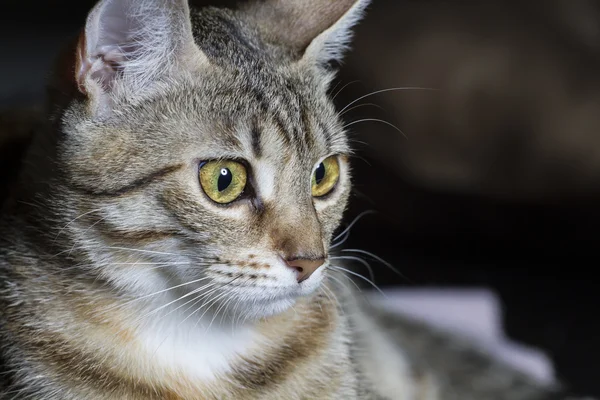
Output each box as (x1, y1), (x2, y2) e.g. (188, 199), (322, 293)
(242, 0), (370, 66)
(75, 0), (206, 116)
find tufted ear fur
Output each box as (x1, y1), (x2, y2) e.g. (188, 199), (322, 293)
(75, 0), (206, 116)
(241, 0), (370, 67)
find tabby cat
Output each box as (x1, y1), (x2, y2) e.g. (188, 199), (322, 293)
(0, 0), (588, 398)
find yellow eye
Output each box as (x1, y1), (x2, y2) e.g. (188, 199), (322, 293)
(199, 160), (247, 204)
(312, 156), (340, 197)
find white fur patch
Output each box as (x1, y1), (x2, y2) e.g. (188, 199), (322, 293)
(253, 160), (277, 201)
(135, 309), (259, 382)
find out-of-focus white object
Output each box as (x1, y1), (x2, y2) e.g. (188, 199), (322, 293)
(370, 288), (556, 386)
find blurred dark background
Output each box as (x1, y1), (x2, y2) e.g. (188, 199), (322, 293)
(1, 0), (599, 397)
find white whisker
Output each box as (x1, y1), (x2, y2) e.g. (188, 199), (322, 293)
(342, 249), (411, 282)
(321, 283), (342, 310)
(330, 229), (351, 249)
(97, 276), (213, 316)
(339, 102), (384, 117)
(66, 217), (108, 256)
(329, 272), (360, 292)
(343, 118), (406, 138)
(53, 208), (104, 241)
(332, 79), (360, 101)
(105, 246), (179, 257)
(198, 287), (237, 326)
(330, 255), (375, 282)
(148, 287), (227, 360)
(207, 293), (236, 332)
(329, 265), (387, 298)
(332, 210), (376, 243)
(126, 283), (219, 330)
(339, 86), (436, 114)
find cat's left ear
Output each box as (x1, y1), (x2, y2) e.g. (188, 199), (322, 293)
(242, 0), (370, 67)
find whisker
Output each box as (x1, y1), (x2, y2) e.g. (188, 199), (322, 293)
(97, 276), (213, 315)
(55, 260), (196, 275)
(339, 86), (436, 114)
(332, 210), (376, 243)
(329, 265), (387, 298)
(157, 283), (220, 322)
(343, 118), (406, 138)
(49, 245), (181, 259)
(230, 297), (246, 333)
(178, 289), (216, 317)
(330, 229), (351, 249)
(67, 217), (107, 256)
(184, 276), (241, 331)
(207, 293), (236, 332)
(339, 102), (385, 117)
(109, 262), (191, 266)
(346, 138), (372, 148)
(328, 79), (343, 97)
(321, 283), (342, 310)
(195, 288), (237, 330)
(125, 283), (219, 330)
(330, 255), (375, 283)
(332, 79), (360, 101)
(341, 249), (412, 283)
(53, 208), (104, 241)
(105, 246), (179, 257)
(329, 272), (361, 293)
(149, 286), (231, 359)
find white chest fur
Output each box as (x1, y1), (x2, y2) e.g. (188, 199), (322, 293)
(121, 305), (261, 384)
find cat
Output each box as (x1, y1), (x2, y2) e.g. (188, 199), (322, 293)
(0, 0), (590, 398)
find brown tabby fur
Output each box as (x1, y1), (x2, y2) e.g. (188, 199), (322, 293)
(0, 0), (591, 399)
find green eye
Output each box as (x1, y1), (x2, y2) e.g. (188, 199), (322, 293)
(312, 156), (340, 197)
(199, 160), (247, 204)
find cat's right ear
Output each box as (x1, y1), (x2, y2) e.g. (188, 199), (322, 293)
(75, 0), (206, 117)
(242, 0), (370, 68)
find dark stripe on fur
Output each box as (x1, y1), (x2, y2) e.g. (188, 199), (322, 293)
(249, 88), (293, 147)
(72, 164), (184, 197)
(251, 119), (262, 158)
(230, 297), (335, 393)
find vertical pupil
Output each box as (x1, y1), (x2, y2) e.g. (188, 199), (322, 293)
(315, 163), (326, 185)
(218, 168), (233, 192)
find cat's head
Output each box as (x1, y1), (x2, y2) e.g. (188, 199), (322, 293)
(50, 0), (368, 320)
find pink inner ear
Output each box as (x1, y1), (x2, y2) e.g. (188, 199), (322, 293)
(91, 46), (127, 89)
(77, 38), (126, 95)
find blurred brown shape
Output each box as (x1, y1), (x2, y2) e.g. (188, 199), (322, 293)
(338, 0), (600, 202)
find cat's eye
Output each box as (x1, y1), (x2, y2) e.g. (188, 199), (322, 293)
(199, 160), (248, 204)
(312, 156), (340, 198)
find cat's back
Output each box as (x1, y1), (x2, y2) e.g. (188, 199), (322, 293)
(347, 293), (569, 400)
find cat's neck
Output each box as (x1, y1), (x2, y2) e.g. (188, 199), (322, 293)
(53, 285), (348, 398)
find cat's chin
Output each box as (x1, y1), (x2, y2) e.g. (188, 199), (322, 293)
(233, 279), (325, 320)
(245, 297), (298, 319)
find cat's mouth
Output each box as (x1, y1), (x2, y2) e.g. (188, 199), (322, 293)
(196, 258), (327, 319)
(229, 268), (325, 308)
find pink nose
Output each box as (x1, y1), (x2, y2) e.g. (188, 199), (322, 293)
(285, 258), (325, 283)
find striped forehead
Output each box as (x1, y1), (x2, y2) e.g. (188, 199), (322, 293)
(226, 88), (348, 202)
(196, 75), (348, 159)
(239, 120), (325, 202)
(245, 80), (347, 156)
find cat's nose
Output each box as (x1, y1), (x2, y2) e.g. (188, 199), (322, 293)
(285, 258), (325, 283)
